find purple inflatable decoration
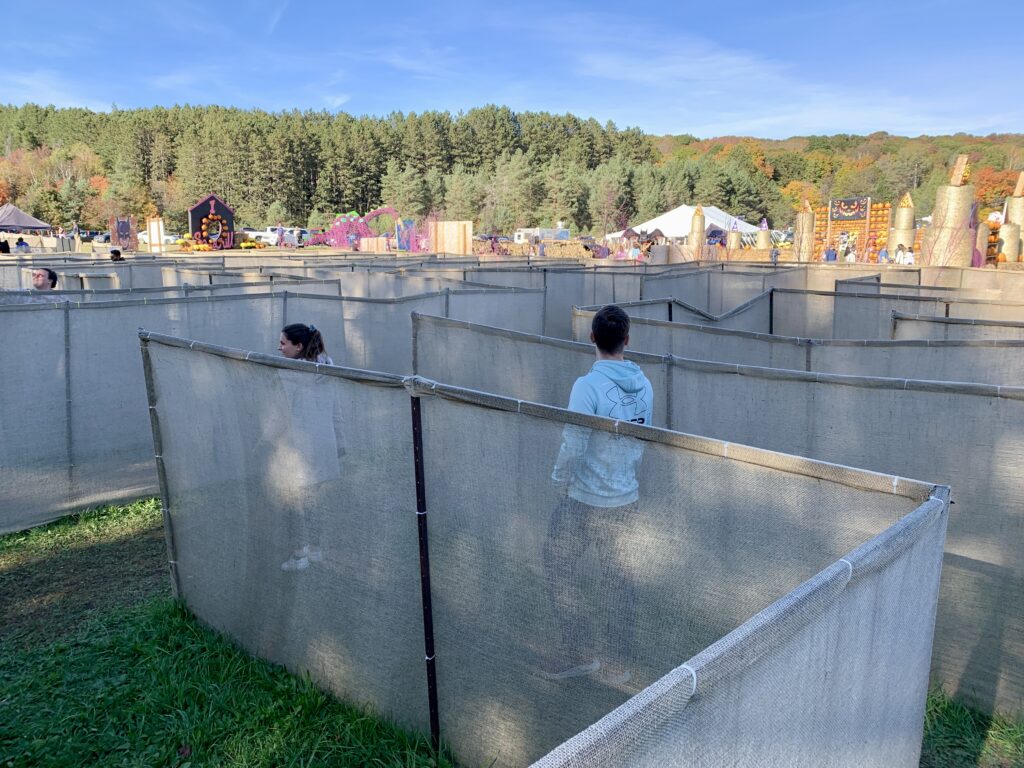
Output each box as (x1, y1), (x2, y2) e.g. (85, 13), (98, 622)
(307, 206), (431, 252)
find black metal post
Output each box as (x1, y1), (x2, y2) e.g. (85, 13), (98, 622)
(769, 289), (775, 335)
(410, 396), (441, 752)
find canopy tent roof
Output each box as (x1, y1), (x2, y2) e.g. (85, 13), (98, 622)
(606, 203), (757, 240)
(0, 203), (51, 231)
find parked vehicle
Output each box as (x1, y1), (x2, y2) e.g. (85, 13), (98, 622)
(137, 231), (180, 245)
(253, 226), (308, 247)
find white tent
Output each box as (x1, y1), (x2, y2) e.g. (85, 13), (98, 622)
(606, 203), (757, 240)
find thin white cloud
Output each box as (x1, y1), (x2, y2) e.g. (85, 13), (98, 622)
(536, 14), (1011, 138)
(0, 69), (106, 111)
(324, 94), (351, 109)
(268, 1), (289, 33)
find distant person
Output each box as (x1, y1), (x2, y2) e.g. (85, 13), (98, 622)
(770, 247), (780, 265)
(276, 222), (286, 248)
(845, 248), (857, 263)
(824, 246), (837, 262)
(279, 323), (333, 365)
(894, 244), (907, 265)
(14, 237), (30, 253)
(544, 305), (653, 684)
(0, 239), (9, 254)
(878, 246), (889, 263)
(32, 268), (58, 291)
(905, 247), (915, 265)
(109, 249), (125, 262)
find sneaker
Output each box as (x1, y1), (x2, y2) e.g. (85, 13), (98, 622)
(539, 656), (601, 681)
(298, 544), (323, 563)
(598, 661), (633, 686)
(280, 556), (310, 572)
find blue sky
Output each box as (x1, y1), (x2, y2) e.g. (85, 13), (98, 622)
(3, 0), (1021, 138)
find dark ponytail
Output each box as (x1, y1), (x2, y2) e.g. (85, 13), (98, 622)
(281, 323), (326, 361)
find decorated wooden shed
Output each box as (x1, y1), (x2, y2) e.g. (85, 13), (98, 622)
(188, 194), (236, 249)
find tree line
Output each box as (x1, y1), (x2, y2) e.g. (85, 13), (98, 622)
(1, 104), (1021, 236)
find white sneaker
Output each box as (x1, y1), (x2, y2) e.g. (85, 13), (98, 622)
(280, 556), (310, 572)
(599, 662), (633, 686)
(539, 657), (601, 681)
(298, 544), (323, 563)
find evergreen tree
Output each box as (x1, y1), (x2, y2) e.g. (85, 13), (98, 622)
(588, 156), (634, 234)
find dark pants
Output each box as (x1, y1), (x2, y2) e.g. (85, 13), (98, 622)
(543, 496), (639, 659)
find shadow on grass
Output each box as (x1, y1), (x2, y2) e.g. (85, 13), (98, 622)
(0, 598), (454, 768)
(0, 499), (169, 647)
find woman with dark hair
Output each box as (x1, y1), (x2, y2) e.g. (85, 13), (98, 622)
(279, 323), (333, 365)
(270, 323), (344, 573)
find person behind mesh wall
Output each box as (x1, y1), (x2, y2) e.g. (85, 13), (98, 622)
(274, 323), (342, 572)
(279, 323), (333, 365)
(27, 268), (64, 304)
(544, 305), (654, 684)
(32, 268), (58, 291)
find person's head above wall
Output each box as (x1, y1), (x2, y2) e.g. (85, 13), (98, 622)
(32, 268), (57, 290)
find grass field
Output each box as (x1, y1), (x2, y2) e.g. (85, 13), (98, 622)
(1, 501), (1021, 767)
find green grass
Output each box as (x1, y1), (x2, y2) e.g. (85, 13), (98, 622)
(0, 498), (167, 647)
(0, 502), (451, 768)
(922, 688), (1024, 767)
(2, 500), (1022, 767)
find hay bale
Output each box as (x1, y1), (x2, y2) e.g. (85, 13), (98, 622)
(1005, 196), (1024, 228)
(923, 184), (975, 266)
(999, 222), (1021, 261)
(794, 211), (815, 262)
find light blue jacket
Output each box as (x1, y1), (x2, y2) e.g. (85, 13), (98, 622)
(551, 360), (654, 507)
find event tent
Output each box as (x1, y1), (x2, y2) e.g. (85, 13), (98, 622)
(606, 203), (757, 240)
(0, 203), (51, 231)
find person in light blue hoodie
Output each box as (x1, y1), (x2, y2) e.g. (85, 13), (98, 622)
(543, 305), (653, 684)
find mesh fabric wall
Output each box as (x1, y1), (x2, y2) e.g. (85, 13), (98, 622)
(144, 339), (428, 733)
(577, 311), (1024, 386)
(636, 271), (709, 307)
(531, 494), (947, 768)
(892, 313), (1024, 341)
(0, 305), (70, 528)
(572, 310), (808, 370)
(542, 270), (645, 338)
(775, 289), (1024, 339)
(920, 267), (1024, 293)
(801, 265), (921, 292)
(141, 332), (947, 767)
(411, 314), (670, 428)
(446, 288), (545, 334)
(281, 289), (543, 374)
(664, 361), (1024, 716)
(412, 314), (1024, 715)
(581, 294), (772, 335)
(0, 294), (288, 533)
(0, 279), (341, 305)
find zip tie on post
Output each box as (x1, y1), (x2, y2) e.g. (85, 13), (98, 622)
(681, 663), (697, 694)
